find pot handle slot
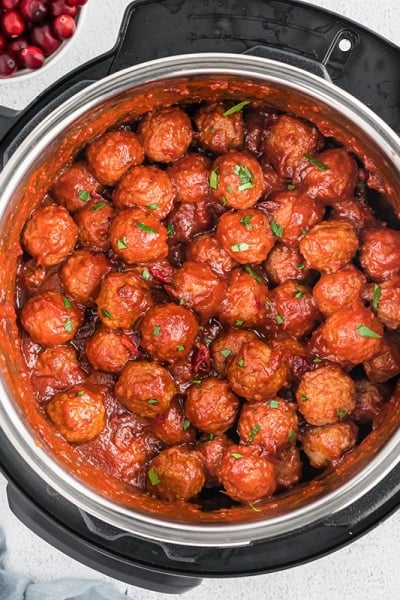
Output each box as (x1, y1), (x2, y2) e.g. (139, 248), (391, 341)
(243, 45), (331, 80)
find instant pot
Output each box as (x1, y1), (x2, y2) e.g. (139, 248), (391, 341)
(1, 0), (400, 594)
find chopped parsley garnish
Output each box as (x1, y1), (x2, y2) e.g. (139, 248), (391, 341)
(247, 424), (261, 444)
(313, 356), (323, 363)
(117, 237), (128, 250)
(176, 344), (185, 352)
(270, 220), (283, 238)
(235, 319), (245, 327)
(147, 399), (158, 405)
(101, 308), (112, 319)
(336, 409), (347, 421)
(142, 268), (151, 281)
(240, 215), (253, 230)
(287, 184), (296, 191)
(297, 263), (305, 270)
(244, 265), (263, 283)
(231, 242), (250, 252)
(148, 467), (160, 486)
(249, 502), (262, 512)
(276, 314), (284, 325)
(303, 153), (330, 170)
(167, 223), (174, 236)
(64, 317), (72, 333)
(153, 325), (161, 337)
(301, 394), (308, 401)
(76, 390), (84, 397)
(234, 164), (255, 192)
(178, 298), (185, 306)
(237, 358), (245, 367)
(226, 184), (233, 194)
(220, 348), (232, 358)
(230, 452), (244, 459)
(136, 221), (157, 234)
(223, 100), (250, 116)
(182, 418), (191, 431)
(147, 203), (159, 210)
(190, 379), (202, 385)
(288, 429), (297, 443)
(356, 181), (367, 190)
(62, 297), (72, 308)
(294, 290), (304, 299)
(269, 399), (279, 408)
(90, 201), (106, 211)
(78, 190), (90, 201)
(221, 196), (228, 206)
(301, 228), (308, 237)
(356, 324), (382, 339)
(372, 284), (381, 312)
(209, 169), (219, 190)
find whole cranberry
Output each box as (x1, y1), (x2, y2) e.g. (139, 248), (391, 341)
(0, 0), (19, 9)
(52, 14), (76, 39)
(8, 36), (29, 56)
(0, 50), (17, 76)
(19, 0), (49, 23)
(1, 10), (26, 38)
(19, 45), (45, 69)
(30, 23), (60, 55)
(0, 33), (6, 51)
(49, 0), (77, 17)
(66, 0), (87, 6)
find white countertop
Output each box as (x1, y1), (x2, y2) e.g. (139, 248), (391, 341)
(1, 0), (400, 598)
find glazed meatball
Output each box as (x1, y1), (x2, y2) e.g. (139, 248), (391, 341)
(271, 336), (313, 383)
(301, 422), (358, 469)
(352, 379), (385, 423)
(265, 280), (320, 338)
(312, 265), (366, 317)
(299, 219), (359, 273)
(74, 198), (114, 252)
(363, 332), (400, 383)
(115, 361), (177, 418)
(197, 434), (232, 486)
(211, 329), (259, 376)
(110, 208), (168, 264)
(46, 383), (106, 444)
(96, 271), (153, 330)
(21, 290), (83, 346)
(216, 208), (275, 264)
(60, 249), (112, 305)
(296, 365), (356, 426)
(146, 446), (205, 502)
(139, 303), (199, 362)
(85, 329), (140, 373)
(218, 269), (269, 328)
(185, 378), (240, 435)
(227, 339), (288, 402)
(262, 114), (323, 178)
(31, 345), (85, 398)
(86, 129), (144, 185)
(51, 161), (102, 212)
(310, 302), (383, 366)
(167, 153), (211, 203)
(22, 204), (78, 267)
(360, 227), (400, 282)
(265, 188), (325, 247)
(217, 444), (277, 503)
(330, 197), (377, 234)
(186, 233), (236, 276)
(366, 276), (400, 329)
(194, 102), (244, 154)
(167, 200), (212, 243)
(210, 151), (265, 209)
(237, 397), (298, 454)
(113, 165), (175, 219)
(150, 398), (196, 446)
(20, 260), (46, 292)
(138, 106), (193, 163)
(295, 148), (358, 202)
(271, 445), (302, 489)
(263, 243), (311, 285)
(167, 261), (227, 321)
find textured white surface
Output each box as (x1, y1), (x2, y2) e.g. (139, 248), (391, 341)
(1, 0), (400, 598)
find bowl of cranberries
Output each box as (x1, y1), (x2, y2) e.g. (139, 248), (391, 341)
(0, 0), (87, 77)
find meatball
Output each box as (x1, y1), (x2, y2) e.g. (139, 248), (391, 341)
(46, 383), (106, 444)
(211, 329), (259, 376)
(210, 151), (265, 209)
(113, 165), (175, 219)
(186, 233), (236, 276)
(263, 243), (312, 285)
(96, 271), (153, 330)
(31, 345), (85, 398)
(51, 161), (102, 212)
(363, 332), (400, 383)
(166, 261), (227, 321)
(218, 269), (269, 328)
(237, 398), (298, 454)
(194, 102), (244, 154)
(262, 114), (323, 178)
(330, 197), (377, 234)
(313, 265), (366, 317)
(227, 339), (288, 402)
(301, 422), (358, 469)
(310, 302), (383, 365)
(167, 200), (212, 243)
(60, 249), (112, 305)
(271, 336), (313, 383)
(296, 365), (356, 426)
(139, 303), (199, 362)
(110, 208), (168, 264)
(20, 260), (46, 292)
(21, 290), (83, 346)
(197, 433), (232, 486)
(138, 106), (193, 163)
(167, 153), (211, 203)
(359, 227), (400, 282)
(146, 446), (205, 502)
(217, 444), (277, 503)
(299, 219), (359, 273)
(271, 445), (302, 489)
(295, 148), (358, 202)
(352, 379), (385, 423)
(22, 204), (78, 267)
(367, 276), (400, 329)
(264, 188), (325, 247)
(85, 329), (140, 373)
(185, 378), (240, 435)
(216, 208), (275, 264)
(86, 129), (144, 186)
(265, 280), (320, 338)
(74, 198), (114, 252)
(115, 361), (177, 418)
(150, 398), (196, 446)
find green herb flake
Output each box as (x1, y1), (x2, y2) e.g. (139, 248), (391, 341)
(190, 379), (202, 385)
(231, 242), (250, 252)
(234, 164), (255, 191)
(148, 467), (160, 486)
(294, 290), (304, 299)
(178, 298), (185, 306)
(136, 221), (157, 234)
(220, 348), (232, 358)
(303, 153), (330, 170)
(78, 190), (90, 201)
(64, 317), (73, 333)
(153, 325), (161, 337)
(89, 201), (106, 212)
(240, 215), (253, 230)
(356, 181), (367, 191)
(231, 452), (244, 459)
(301, 394), (308, 402)
(223, 100), (250, 116)
(76, 390), (84, 397)
(269, 399), (279, 408)
(244, 265), (263, 283)
(147, 203), (159, 210)
(226, 184), (233, 194)
(249, 502), (262, 512)
(372, 284), (381, 312)
(276, 314), (285, 325)
(237, 358), (245, 367)
(204, 336), (213, 346)
(301, 228), (308, 237)
(209, 169), (219, 190)
(167, 223), (174, 236)
(147, 399), (158, 406)
(235, 319), (245, 327)
(247, 424), (261, 445)
(336, 409), (347, 421)
(62, 296), (72, 308)
(117, 237), (128, 250)
(288, 429), (297, 443)
(287, 184), (296, 191)
(270, 220), (283, 238)
(101, 308), (112, 319)
(182, 418), (191, 431)
(356, 324), (382, 339)
(313, 356), (323, 363)
(176, 344), (185, 352)
(142, 268), (151, 281)
(297, 263), (305, 271)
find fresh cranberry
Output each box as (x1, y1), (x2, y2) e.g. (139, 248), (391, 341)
(0, 50), (17, 76)
(19, 0), (49, 24)
(49, 0), (77, 17)
(19, 45), (45, 69)
(0, 0), (19, 9)
(8, 36), (29, 55)
(0, 33), (6, 51)
(66, 0), (87, 6)
(1, 10), (26, 38)
(52, 14), (75, 39)
(30, 23), (60, 55)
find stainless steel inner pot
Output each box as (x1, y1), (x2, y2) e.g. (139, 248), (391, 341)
(1, 53), (400, 548)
